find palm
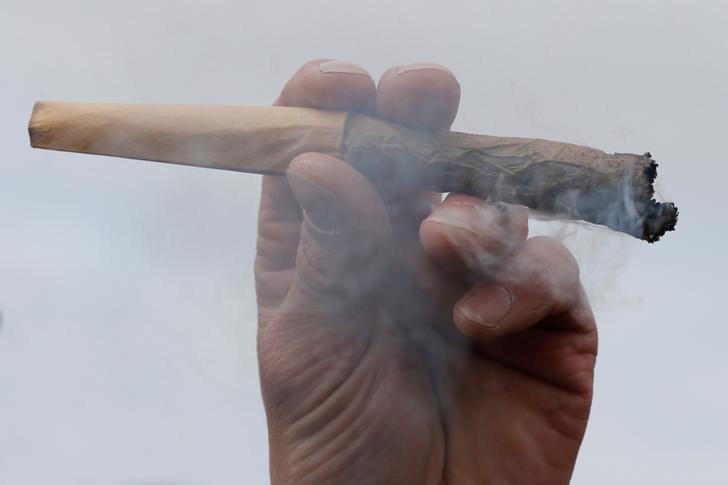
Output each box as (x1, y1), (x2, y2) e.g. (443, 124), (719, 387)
(257, 197), (595, 484)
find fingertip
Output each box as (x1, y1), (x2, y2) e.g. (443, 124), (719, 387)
(287, 153), (391, 241)
(376, 62), (461, 131)
(287, 151), (343, 180)
(278, 59), (376, 112)
(419, 197), (528, 277)
(442, 195), (529, 240)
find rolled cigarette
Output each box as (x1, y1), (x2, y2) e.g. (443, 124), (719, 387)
(28, 101), (677, 242)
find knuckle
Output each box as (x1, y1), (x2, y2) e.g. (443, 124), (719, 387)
(529, 237), (580, 280)
(294, 228), (385, 302)
(295, 237), (341, 294)
(524, 237), (581, 307)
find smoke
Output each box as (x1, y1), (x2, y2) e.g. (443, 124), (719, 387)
(526, 156), (668, 307)
(528, 216), (636, 309)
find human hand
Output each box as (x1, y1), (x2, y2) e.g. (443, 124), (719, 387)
(255, 59), (597, 485)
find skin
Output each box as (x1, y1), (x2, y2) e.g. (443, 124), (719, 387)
(255, 59), (598, 485)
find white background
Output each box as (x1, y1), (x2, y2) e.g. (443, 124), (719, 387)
(1, 1), (726, 483)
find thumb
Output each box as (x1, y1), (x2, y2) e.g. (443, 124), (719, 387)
(284, 153), (391, 316)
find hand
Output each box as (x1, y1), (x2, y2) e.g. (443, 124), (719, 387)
(255, 59), (597, 485)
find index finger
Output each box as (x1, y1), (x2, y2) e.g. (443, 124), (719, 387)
(276, 59), (376, 112)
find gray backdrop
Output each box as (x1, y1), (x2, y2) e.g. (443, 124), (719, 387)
(1, 0), (726, 483)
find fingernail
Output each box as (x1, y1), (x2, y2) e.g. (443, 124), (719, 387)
(319, 60), (370, 77)
(287, 171), (347, 234)
(459, 285), (514, 329)
(427, 204), (500, 235)
(397, 62), (454, 76)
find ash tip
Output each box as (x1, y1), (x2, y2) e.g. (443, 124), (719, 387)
(643, 156), (658, 187)
(643, 201), (678, 243)
(635, 152), (678, 243)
